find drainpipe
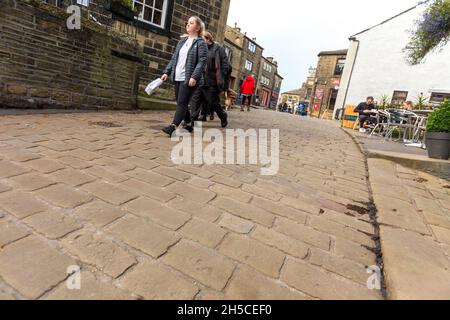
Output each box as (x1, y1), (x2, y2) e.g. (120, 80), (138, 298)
(339, 36), (360, 116)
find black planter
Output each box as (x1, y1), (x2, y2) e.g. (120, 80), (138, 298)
(105, 0), (135, 21)
(426, 132), (450, 160)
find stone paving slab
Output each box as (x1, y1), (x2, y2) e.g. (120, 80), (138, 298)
(0, 110), (386, 300)
(367, 159), (450, 300)
(380, 228), (450, 300)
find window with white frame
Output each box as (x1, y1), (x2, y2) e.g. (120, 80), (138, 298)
(245, 60), (253, 71)
(391, 90), (408, 106)
(260, 76), (270, 86)
(77, 0), (89, 6)
(334, 58), (346, 75)
(430, 92), (450, 106)
(263, 62), (272, 73)
(275, 79), (281, 89)
(133, 0), (168, 28)
(248, 42), (256, 53)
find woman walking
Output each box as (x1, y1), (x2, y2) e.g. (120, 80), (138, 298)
(240, 75), (256, 112)
(190, 31), (229, 128)
(160, 16), (207, 136)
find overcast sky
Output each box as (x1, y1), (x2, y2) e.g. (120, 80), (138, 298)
(227, 0), (419, 93)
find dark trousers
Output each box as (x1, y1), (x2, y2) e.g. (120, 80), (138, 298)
(191, 86), (227, 123)
(359, 115), (377, 127)
(172, 81), (197, 127)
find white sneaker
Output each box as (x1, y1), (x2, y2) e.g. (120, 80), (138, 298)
(359, 128), (366, 133)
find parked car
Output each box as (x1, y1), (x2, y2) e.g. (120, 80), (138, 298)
(297, 102), (309, 116)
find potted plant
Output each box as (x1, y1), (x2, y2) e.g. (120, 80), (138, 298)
(425, 100), (450, 160)
(415, 93), (430, 110)
(378, 94), (390, 110)
(105, 0), (135, 21)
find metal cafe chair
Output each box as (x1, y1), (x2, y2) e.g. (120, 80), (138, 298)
(384, 110), (417, 142)
(369, 110), (390, 137)
(409, 114), (428, 146)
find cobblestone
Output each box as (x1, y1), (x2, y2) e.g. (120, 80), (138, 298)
(0, 110), (405, 300)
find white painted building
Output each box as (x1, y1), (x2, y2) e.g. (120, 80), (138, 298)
(334, 4), (450, 116)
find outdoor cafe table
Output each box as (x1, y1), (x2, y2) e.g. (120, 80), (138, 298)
(413, 109), (434, 115)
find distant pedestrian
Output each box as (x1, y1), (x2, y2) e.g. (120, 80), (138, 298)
(190, 31), (229, 128)
(354, 96), (377, 133)
(160, 16), (207, 136)
(240, 75), (256, 112)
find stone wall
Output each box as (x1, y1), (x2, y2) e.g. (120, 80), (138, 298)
(0, 0), (143, 110)
(0, 0), (231, 110)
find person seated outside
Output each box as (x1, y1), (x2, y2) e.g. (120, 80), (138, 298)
(354, 96), (377, 133)
(401, 101), (414, 111)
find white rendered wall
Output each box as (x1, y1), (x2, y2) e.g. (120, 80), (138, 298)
(334, 6), (450, 112)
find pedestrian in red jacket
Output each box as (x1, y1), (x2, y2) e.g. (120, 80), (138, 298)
(240, 75), (255, 112)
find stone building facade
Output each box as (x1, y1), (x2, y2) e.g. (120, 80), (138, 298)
(0, 0), (143, 110)
(299, 67), (316, 102)
(308, 49), (347, 118)
(279, 89), (302, 109)
(224, 24), (283, 107)
(257, 57), (282, 109)
(0, 0), (231, 110)
(272, 72), (283, 109)
(223, 25), (245, 95)
(224, 25), (263, 104)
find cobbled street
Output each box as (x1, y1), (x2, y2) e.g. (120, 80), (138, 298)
(0, 109), (423, 300)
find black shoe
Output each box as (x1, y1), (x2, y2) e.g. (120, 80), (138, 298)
(182, 124), (194, 133)
(162, 125), (176, 136)
(210, 114), (215, 121)
(221, 113), (228, 128)
(200, 116), (207, 122)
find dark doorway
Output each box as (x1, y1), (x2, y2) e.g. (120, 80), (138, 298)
(328, 89), (339, 110)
